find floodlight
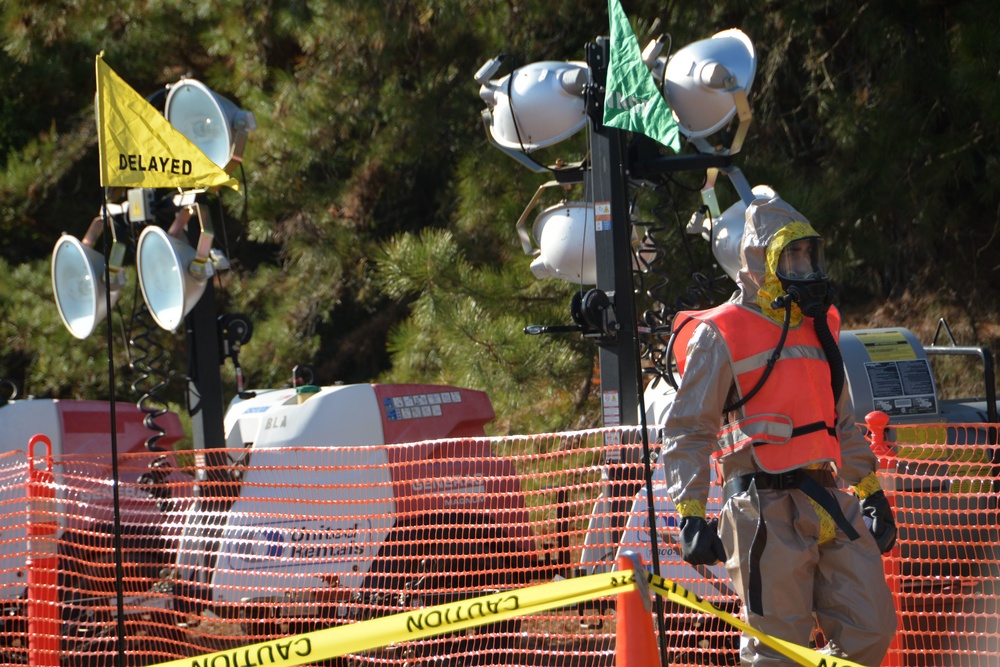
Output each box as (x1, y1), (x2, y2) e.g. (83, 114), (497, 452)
(136, 205), (215, 332)
(514, 181), (644, 286)
(652, 29), (756, 155)
(530, 202), (597, 284)
(477, 59), (590, 171)
(164, 78), (257, 173)
(51, 210), (127, 340)
(513, 180), (593, 284)
(689, 184), (776, 281)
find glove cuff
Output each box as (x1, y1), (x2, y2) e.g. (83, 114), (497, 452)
(852, 471), (882, 499)
(676, 499), (706, 518)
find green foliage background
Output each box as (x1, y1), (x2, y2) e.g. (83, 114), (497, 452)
(1, 0), (998, 436)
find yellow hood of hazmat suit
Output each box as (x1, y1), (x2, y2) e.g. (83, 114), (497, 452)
(736, 197), (822, 327)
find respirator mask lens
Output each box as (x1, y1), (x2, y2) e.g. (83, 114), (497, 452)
(777, 237), (826, 281)
(777, 237), (833, 317)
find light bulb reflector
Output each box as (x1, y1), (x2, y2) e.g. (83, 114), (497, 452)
(137, 226), (206, 332)
(52, 236), (102, 339)
(712, 185), (777, 281)
(165, 79), (232, 169)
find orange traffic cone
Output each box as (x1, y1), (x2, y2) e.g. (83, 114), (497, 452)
(615, 551), (661, 667)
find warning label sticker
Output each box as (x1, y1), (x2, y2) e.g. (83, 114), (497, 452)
(853, 330), (917, 362)
(864, 359), (937, 416)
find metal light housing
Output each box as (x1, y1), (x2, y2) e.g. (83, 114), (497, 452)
(136, 202), (217, 332)
(689, 185), (777, 282)
(51, 209), (127, 339)
(529, 202), (598, 285)
(164, 78), (257, 173)
(652, 29), (756, 155)
(477, 59), (590, 171)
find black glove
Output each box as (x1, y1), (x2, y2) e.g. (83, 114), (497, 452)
(860, 490), (897, 554)
(678, 516), (727, 565)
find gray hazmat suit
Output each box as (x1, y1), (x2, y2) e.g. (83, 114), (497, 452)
(661, 194), (897, 666)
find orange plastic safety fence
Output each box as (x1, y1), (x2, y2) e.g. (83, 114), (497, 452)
(0, 424), (997, 667)
(879, 423), (1000, 667)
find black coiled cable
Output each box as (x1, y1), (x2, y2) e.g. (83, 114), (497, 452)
(128, 291), (176, 512)
(632, 186), (731, 386)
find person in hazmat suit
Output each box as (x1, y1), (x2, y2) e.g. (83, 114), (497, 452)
(660, 194), (897, 666)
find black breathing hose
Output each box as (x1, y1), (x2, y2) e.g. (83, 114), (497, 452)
(812, 312), (845, 404)
(724, 298), (793, 413)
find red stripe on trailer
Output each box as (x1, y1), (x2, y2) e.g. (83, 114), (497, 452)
(57, 400), (184, 456)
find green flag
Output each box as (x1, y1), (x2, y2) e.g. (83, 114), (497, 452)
(603, 0), (681, 152)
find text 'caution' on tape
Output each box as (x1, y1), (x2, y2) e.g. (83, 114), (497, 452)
(151, 568), (870, 667)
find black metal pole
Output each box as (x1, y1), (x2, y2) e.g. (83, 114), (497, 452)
(588, 36), (671, 667)
(184, 280), (226, 451)
(182, 203), (230, 500)
(586, 36), (649, 560)
(100, 194), (128, 667)
(183, 202), (226, 453)
(587, 37), (641, 430)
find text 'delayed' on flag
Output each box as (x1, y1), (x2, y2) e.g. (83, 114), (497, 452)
(95, 53), (239, 192)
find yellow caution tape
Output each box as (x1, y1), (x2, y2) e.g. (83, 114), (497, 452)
(150, 570), (634, 667)
(151, 569), (871, 667)
(648, 574), (870, 667)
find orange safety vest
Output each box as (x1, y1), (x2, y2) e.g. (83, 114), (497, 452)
(672, 303), (842, 473)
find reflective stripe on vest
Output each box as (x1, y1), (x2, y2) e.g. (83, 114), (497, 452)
(716, 413), (794, 457)
(673, 304), (842, 473)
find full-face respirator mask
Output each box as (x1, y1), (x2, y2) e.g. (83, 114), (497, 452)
(775, 236), (833, 318)
(773, 235), (844, 403)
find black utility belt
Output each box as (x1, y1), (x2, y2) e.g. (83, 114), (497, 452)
(723, 469), (836, 501)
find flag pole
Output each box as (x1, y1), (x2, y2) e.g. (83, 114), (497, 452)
(99, 190), (129, 667)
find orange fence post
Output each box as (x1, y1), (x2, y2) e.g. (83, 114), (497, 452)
(865, 411), (901, 667)
(614, 551), (661, 667)
(27, 434), (59, 667)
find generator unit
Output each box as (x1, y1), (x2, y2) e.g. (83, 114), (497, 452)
(169, 382), (537, 658)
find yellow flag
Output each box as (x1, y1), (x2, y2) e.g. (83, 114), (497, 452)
(95, 53), (239, 191)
